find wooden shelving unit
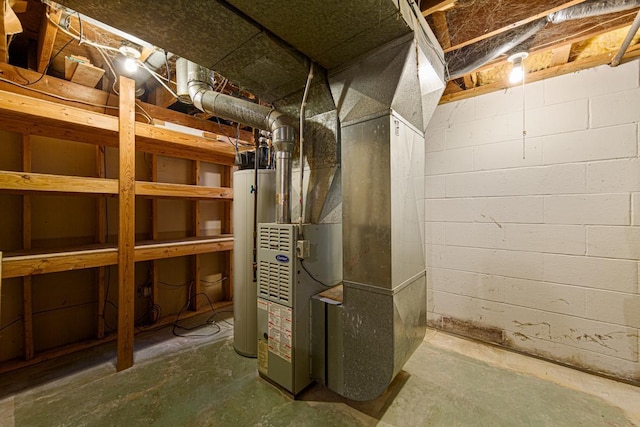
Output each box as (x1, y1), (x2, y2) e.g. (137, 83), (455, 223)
(0, 77), (238, 372)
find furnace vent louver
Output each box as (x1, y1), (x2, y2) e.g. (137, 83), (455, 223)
(257, 224), (296, 307)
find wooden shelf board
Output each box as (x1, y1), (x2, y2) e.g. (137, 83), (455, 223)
(0, 89), (237, 165)
(0, 170), (118, 195)
(2, 236), (234, 278)
(135, 181), (233, 200)
(0, 171), (233, 200)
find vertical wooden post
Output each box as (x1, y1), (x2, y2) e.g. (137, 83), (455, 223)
(190, 160), (201, 311)
(22, 134), (34, 360)
(222, 165), (234, 302)
(96, 145), (107, 339)
(117, 77), (136, 371)
(0, 1), (8, 64)
(151, 155), (159, 313)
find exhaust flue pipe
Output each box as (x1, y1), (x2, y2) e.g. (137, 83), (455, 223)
(176, 58), (295, 223)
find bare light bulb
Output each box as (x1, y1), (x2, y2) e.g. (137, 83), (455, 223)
(507, 52), (529, 85)
(509, 63), (524, 84)
(123, 57), (138, 74)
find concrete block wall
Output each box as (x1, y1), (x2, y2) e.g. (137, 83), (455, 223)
(425, 61), (640, 382)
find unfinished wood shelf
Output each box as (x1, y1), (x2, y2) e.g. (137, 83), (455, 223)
(1, 236), (234, 279)
(0, 76), (238, 373)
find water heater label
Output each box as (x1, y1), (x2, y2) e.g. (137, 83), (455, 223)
(275, 254), (289, 263)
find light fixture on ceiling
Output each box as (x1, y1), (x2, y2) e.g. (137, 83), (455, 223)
(119, 44), (141, 74)
(507, 52), (528, 84)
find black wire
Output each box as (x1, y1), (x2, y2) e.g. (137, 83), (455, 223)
(172, 283), (226, 338)
(299, 260), (332, 287)
(0, 317), (22, 332)
(24, 38), (74, 86)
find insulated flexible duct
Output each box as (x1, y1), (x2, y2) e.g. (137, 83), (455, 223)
(176, 58), (295, 223)
(447, 0), (640, 79)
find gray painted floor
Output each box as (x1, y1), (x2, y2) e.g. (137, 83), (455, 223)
(0, 314), (638, 426)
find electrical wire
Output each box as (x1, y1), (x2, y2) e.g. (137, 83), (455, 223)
(172, 281), (229, 338)
(300, 260), (332, 288)
(0, 317), (23, 332)
(24, 38), (74, 86)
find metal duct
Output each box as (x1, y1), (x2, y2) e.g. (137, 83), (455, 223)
(176, 57), (295, 223)
(447, 19), (548, 80)
(548, 0), (640, 24)
(324, 18), (446, 400)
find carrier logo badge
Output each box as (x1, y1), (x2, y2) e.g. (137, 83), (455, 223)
(275, 254), (289, 263)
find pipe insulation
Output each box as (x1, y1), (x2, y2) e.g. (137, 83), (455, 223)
(176, 57), (296, 223)
(548, 0), (640, 24)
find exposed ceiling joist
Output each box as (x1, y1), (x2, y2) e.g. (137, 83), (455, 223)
(438, 0), (589, 52)
(36, 5), (60, 73)
(421, 0), (456, 17)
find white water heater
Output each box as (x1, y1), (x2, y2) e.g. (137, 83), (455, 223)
(233, 169), (275, 357)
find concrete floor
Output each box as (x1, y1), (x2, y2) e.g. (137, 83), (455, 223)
(0, 313), (639, 426)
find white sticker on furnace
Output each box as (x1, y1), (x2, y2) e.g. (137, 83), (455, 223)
(267, 302), (292, 363)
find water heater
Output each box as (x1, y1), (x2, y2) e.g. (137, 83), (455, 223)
(233, 169), (275, 357)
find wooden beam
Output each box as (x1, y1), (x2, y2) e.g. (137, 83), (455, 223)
(191, 160), (201, 311)
(0, 89), (237, 165)
(222, 165), (234, 302)
(431, 11), (451, 50)
(96, 145), (107, 339)
(440, 47), (640, 104)
(37, 6), (62, 73)
(421, 0), (456, 17)
(0, 170), (118, 195)
(135, 181), (233, 200)
(117, 76), (136, 372)
(551, 43), (573, 67)
(0, 1), (7, 63)
(1, 237), (234, 279)
(21, 134), (34, 361)
(0, 62), (254, 142)
(150, 154), (160, 315)
(443, 0), (588, 52)
(134, 238), (233, 262)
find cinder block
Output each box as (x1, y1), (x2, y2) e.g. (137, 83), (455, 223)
(587, 159), (640, 193)
(586, 289), (640, 329)
(543, 124), (637, 165)
(427, 98), (475, 128)
(502, 305), (638, 361)
(474, 137), (543, 171)
(425, 198), (474, 222)
(506, 224), (585, 255)
(425, 244), (444, 268)
(425, 126), (446, 153)
(633, 193), (640, 226)
(527, 99), (589, 138)
(425, 222), (446, 245)
(504, 332), (640, 379)
(544, 194), (631, 226)
(425, 147), (474, 176)
(446, 111), (522, 149)
(435, 245), (544, 281)
(445, 222), (506, 249)
(591, 88), (640, 128)
(431, 290), (507, 326)
(424, 176), (446, 199)
(474, 196), (544, 224)
(475, 81), (544, 119)
(428, 267), (505, 302)
(446, 164), (585, 198)
(587, 226), (640, 260)
(504, 277), (586, 317)
(544, 62), (639, 105)
(543, 253), (638, 293)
